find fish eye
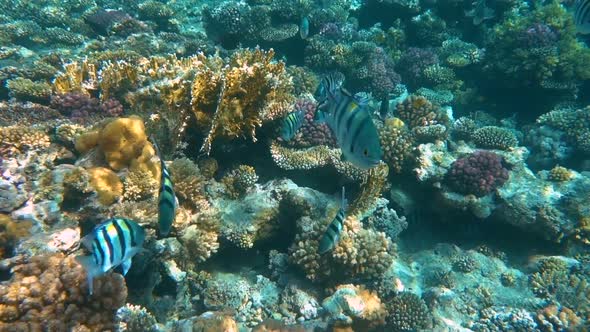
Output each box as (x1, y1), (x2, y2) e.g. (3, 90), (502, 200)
(363, 149), (368, 156)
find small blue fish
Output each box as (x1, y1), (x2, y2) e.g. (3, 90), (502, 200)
(151, 137), (177, 237)
(300, 16), (310, 39)
(76, 218), (145, 295)
(318, 187), (347, 254)
(314, 74), (382, 169)
(281, 108), (305, 141)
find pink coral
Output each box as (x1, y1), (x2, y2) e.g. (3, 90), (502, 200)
(446, 150), (509, 197)
(50, 93), (124, 123)
(287, 98), (337, 148)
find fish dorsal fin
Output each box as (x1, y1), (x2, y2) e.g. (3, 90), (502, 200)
(314, 110), (326, 123)
(340, 186), (348, 210)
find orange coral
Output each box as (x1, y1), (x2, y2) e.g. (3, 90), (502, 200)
(0, 253), (127, 331)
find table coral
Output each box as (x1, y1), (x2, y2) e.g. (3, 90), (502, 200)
(0, 253), (127, 330)
(445, 150), (510, 197)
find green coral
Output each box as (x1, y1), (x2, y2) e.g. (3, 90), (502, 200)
(472, 126), (518, 150)
(6, 77), (52, 103)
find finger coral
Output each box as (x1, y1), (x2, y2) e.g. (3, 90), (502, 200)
(378, 118), (415, 174)
(0, 253), (127, 330)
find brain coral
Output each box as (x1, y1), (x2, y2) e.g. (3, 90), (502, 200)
(0, 253), (127, 330)
(446, 151), (510, 197)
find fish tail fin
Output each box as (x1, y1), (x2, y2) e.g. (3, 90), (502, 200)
(75, 255), (100, 296)
(341, 186), (348, 210)
(314, 109), (326, 123)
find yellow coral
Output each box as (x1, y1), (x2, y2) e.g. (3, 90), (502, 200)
(88, 167), (124, 205)
(180, 210), (220, 264)
(123, 168), (159, 201)
(548, 165), (574, 182)
(191, 48), (294, 154)
(348, 162), (389, 218)
(99, 116), (149, 170)
(53, 60), (99, 96)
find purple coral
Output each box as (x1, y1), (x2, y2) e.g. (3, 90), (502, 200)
(362, 47), (401, 100)
(396, 47), (439, 89)
(288, 98), (337, 148)
(518, 23), (559, 49)
(446, 151), (509, 197)
(50, 93), (124, 124)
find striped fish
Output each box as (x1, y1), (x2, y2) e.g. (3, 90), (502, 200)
(314, 74), (382, 169)
(575, 0), (590, 34)
(280, 108), (305, 141)
(151, 137), (177, 237)
(318, 187), (347, 255)
(76, 218), (146, 295)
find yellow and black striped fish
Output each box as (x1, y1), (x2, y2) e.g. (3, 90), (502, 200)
(281, 108), (305, 141)
(314, 74), (382, 169)
(151, 137), (177, 237)
(318, 187), (347, 255)
(76, 218), (146, 295)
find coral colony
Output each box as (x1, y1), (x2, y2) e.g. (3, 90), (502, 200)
(1, 0), (590, 331)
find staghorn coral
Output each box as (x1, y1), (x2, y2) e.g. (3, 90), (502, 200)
(445, 150), (510, 197)
(0, 253), (127, 331)
(0, 126), (50, 157)
(0, 214), (32, 258)
(472, 126), (518, 150)
(221, 165), (259, 199)
(384, 292), (431, 331)
(378, 118), (414, 174)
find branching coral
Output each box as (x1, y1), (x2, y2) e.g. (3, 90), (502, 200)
(168, 158), (208, 211)
(537, 107), (590, 153)
(123, 168), (159, 202)
(378, 118), (414, 174)
(384, 292), (431, 331)
(180, 210), (220, 264)
(472, 126), (518, 150)
(445, 151), (510, 197)
(395, 94), (448, 130)
(221, 165), (259, 199)
(190, 48), (294, 154)
(348, 163), (389, 218)
(0, 253), (127, 330)
(6, 77), (52, 103)
(0, 126), (50, 157)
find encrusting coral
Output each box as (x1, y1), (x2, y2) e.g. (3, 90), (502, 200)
(0, 253), (127, 331)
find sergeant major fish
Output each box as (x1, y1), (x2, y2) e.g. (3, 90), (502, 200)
(151, 137), (177, 237)
(314, 74), (382, 169)
(318, 187), (347, 255)
(281, 108), (305, 141)
(76, 218), (146, 295)
(574, 0), (590, 34)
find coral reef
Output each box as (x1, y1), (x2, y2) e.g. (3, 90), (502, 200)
(0, 253), (127, 330)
